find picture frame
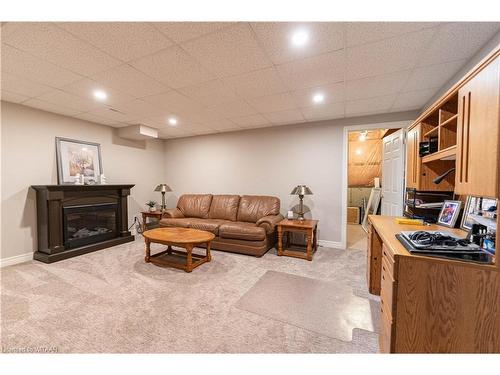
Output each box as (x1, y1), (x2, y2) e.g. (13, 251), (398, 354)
(55, 137), (103, 185)
(461, 196), (498, 231)
(437, 200), (462, 228)
(361, 187), (382, 232)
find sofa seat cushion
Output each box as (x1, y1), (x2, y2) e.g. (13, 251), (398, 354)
(219, 222), (266, 241)
(159, 218), (192, 228)
(188, 219), (230, 235)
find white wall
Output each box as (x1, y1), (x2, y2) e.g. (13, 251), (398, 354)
(1, 102), (166, 261)
(163, 112), (417, 244)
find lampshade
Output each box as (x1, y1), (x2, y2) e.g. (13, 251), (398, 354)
(290, 185), (313, 195)
(154, 184), (172, 193)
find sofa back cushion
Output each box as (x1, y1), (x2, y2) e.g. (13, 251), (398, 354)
(209, 195), (240, 221)
(237, 195), (280, 223)
(177, 194), (213, 219)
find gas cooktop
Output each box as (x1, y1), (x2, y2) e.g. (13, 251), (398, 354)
(396, 230), (493, 264)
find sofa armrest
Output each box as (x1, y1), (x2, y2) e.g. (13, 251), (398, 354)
(256, 214), (284, 234)
(162, 208), (184, 218)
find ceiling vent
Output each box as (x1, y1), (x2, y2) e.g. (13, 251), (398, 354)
(117, 124), (158, 141)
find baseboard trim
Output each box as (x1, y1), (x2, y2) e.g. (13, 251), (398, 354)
(0, 252), (33, 268)
(318, 240), (343, 249)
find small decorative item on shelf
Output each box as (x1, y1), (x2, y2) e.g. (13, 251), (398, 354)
(287, 210), (294, 219)
(146, 200), (157, 212)
(74, 173), (83, 185)
(99, 174), (107, 184)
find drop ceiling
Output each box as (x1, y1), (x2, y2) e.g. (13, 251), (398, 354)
(1, 22), (499, 139)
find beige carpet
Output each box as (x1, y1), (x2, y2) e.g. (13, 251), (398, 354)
(1, 239), (379, 353)
(235, 270), (378, 341)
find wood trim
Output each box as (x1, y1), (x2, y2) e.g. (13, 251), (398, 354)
(409, 47), (500, 130)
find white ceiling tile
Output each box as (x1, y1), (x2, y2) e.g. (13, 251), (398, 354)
(22, 98), (83, 117)
(346, 22), (440, 47)
(60, 78), (136, 108)
(1, 44), (83, 87)
(346, 28), (436, 81)
(301, 102), (345, 121)
(178, 79), (239, 106)
(222, 67), (288, 99)
(391, 88), (436, 111)
(181, 23), (272, 77)
(251, 22), (344, 64)
(345, 70), (411, 101)
(35, 89), (101, 112)
(418, 22), (500, 67)
(276, 50), (345, 90)
(291, 81), (344, 107)
(91, 64), (170, 98)
(263, 109), (305, 125)
(58, 22), (173, 62)
(130, 45), (215, 89)
(229, 114), (270, 127)
(1, 73), (53, 98)
(207, 99), (257, 118)
(247, 92), (298, 113)
(345, 95), (397, 116)
(177, 107), (226, 124)
(158, 127), (192, 139)
(204, 118), (240, 130)
(86, 106), (139, 125)
(108, 99), (167, 118)
(1, 90), (30, 103)
(3, 23), (122, 76)
(403, 60), (467, 92)
(154, 22), (234, 43)
(141, 91), (205, 114)
(73, 112), (120, 126)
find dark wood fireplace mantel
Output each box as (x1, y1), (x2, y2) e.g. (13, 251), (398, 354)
(31, 184), (135, 263)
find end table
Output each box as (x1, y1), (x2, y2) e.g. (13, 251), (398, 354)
(277, 219), (318, 261)
(141, 211), (163, 233)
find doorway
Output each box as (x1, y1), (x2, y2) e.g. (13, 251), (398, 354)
(345, 128), (404, 250)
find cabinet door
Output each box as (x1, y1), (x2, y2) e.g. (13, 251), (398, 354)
(405, 125), (421, 189)
(456, 58), (499, 197)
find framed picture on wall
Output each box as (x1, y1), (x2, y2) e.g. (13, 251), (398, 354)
(437, 200), (462, 228)
(56, 137), (103, 184)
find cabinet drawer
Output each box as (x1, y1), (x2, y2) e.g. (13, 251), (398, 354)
(381, 244), (395, 277)
(379, 311), (393, 353)
(380, 257), (396, 319)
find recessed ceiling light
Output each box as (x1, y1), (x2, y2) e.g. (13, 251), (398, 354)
(291, 30), (309, 47)
(168, 117), (178, 126)
(312, 93), (325, 104)
(93, 89), (107, 101)
(356, 148), (363, 155)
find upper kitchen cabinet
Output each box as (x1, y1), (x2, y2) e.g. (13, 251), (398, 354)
(455, 57), (500, 198)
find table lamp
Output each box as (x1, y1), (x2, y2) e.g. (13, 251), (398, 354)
(154, 184), (172, 212)
(290, 185), (313, 220)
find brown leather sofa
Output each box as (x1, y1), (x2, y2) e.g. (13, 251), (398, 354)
(159, 194), (284, 257)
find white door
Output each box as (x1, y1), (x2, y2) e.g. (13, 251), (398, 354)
(381, 129), (405, 216)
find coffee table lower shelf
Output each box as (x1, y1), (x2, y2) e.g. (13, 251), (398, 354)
(147, 247), (210, 272)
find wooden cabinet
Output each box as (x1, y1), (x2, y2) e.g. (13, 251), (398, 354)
(455, 57), (500, 198)
(368, 216), (500, 353)
(405, 125), (421, 189)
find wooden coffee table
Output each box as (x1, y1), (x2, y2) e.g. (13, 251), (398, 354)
(143, 227), (215, 273)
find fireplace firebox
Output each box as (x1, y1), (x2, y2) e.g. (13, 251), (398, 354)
(31, 185), (135, 263)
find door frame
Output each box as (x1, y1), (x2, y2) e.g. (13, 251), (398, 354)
(341, 120), (410, 249)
